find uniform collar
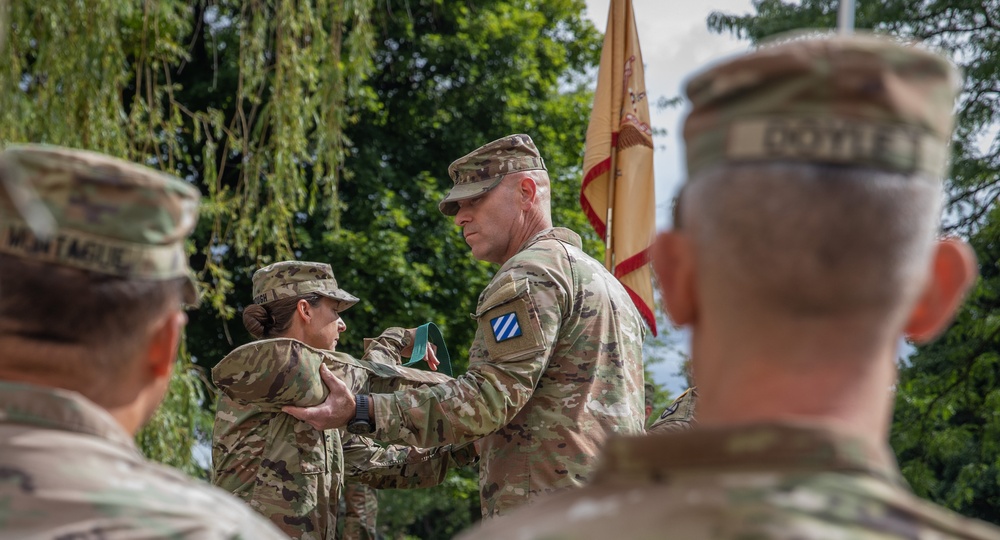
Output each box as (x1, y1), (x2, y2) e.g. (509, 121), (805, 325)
(0, 381), (138, 451)
(515, 227), (583, 255)
(596, 422), (906, 488)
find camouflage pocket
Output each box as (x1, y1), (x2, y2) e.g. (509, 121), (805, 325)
(260, 414), (332, 476)
(479, 442), (529, 518)
(475, 274), (545, 362)
(248, 416), (334, 537)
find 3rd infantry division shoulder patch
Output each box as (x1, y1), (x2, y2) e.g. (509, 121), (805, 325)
(490, 312), (522, 342)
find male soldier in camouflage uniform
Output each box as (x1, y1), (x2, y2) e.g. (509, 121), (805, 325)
(213, 261), (477, 539)
(285, 134), (647, 518)
(460, 34), (1000, 538)
(647, 386), (697, 434)
(0, 145), (287, 539)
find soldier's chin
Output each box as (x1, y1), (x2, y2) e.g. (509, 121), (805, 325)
(468, 242), (488, 260)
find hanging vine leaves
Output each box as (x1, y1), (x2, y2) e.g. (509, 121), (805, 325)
(0, 0), (376, 471)
(0, 0), (374, 299)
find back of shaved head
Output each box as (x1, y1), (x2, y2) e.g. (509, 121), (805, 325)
(680, 162), (942, 322)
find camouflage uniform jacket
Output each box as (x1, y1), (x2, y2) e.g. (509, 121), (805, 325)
(372, 227), (647, 518)
(212, 330), (477, 540)
(647, 386), (697, 434)
(0, 381), (287, 540)
(459, 423), (1000, 539)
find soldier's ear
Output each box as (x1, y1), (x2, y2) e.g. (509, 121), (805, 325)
(516, 174), (538, 209)
(652, 231), (697, 326)
(903, 238), (978, 344)
(296, 298), (312, 323)
(146, 310), (186, 378)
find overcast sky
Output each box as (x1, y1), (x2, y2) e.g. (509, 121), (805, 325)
(581, 0), (755, 393)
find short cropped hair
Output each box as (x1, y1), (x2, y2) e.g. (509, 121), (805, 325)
(0, 254), (188, 378)
(680, 162), (942, 318)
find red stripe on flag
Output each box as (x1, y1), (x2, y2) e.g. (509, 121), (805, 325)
(622, 281), (657, 337)
(580, 157), (610, 239)
(581, 157), (610, 192)
(580, 195), (607, 240)
(613, 247), (651, 279)
(579, 131), (620, 241)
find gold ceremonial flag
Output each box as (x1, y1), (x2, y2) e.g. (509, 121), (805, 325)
(581, 0), (657, 335)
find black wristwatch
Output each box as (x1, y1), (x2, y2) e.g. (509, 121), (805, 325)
(347, 394), (375, 435)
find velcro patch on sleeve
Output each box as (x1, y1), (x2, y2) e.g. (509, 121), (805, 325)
(476, 275), (545, 362)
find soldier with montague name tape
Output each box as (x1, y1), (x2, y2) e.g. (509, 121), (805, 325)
(0, 145), (287, 539)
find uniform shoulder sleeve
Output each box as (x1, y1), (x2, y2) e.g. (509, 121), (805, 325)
(369, 248), (572, 448)
(648, 387), (698, 434)
(474, 272), (547, 362)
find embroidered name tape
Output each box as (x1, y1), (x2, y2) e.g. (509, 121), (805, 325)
(724, 117), (946, 175)
(0, 219), (178, 278)
(490, 312), (522, 342)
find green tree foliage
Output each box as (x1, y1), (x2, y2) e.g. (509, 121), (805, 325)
(377, 467), (481, 540)
(135, 343), (215, 478)
(309, 0), (603, 362)
(181, 0), (604, 371)
(0, 0), (375, 474)
(708, 0), (1000, 524)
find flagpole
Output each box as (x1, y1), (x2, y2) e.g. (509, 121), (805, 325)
(838, 0), (855, 34)
(604, 146), (618, 271)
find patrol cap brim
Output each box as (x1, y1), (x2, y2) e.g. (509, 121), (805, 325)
(315, 288), (359, 312)
(438, 175), (506, 216)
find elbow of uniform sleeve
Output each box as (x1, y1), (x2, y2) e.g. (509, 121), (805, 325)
(362, 327), (407, 365)
(375, 327), (408, 349)
(450, 441), (479, 467)
(350, 442), (464, 490)
(369, 363), (536, 447)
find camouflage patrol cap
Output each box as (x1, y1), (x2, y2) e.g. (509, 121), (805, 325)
(251, 260), (359, 311)
(439, 134), (547, 216)
(683, 32), (961, 180)
(0, 144), (200, 304)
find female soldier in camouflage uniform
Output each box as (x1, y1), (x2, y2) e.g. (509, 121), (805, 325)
(211, 260), (476, 540)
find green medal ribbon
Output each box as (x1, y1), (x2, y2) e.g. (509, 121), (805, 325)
(402, 322), (452, 377)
